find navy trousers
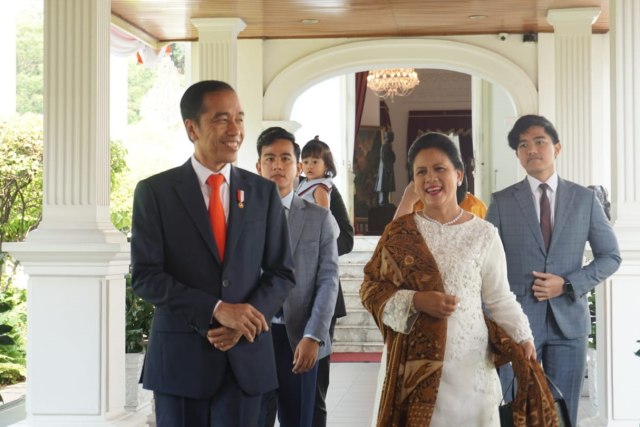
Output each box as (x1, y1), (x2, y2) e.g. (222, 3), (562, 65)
(154, 369), (261, 427)
(259, 324), (318, 427)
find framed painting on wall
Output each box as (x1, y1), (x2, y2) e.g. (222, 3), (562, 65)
(352, 126), (382, 226)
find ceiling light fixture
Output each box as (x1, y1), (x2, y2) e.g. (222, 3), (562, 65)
(301, 19), (320, 24)
(366, 68), (420, 101)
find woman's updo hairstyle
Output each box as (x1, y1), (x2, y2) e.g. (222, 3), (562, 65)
(407, 132), (464, 181)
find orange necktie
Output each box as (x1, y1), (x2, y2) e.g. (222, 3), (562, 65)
(207, 174), (226, 261)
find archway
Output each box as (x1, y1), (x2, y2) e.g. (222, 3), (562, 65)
(263, 38), (537, 121)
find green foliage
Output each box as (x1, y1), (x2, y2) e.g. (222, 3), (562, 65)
(16, 3), (44, 115)
(169, 43), (186, 74)
(0, 284), (27, 386)
(110, 140), (134, 233)
(0, 303), (15, 346)
(127, 59), (156, 124)
(0, 114), (44, 270)
(0, 113), (40, 389)
(110, 142), (154, 354)
(588, 289), (596, 349)
(125, 274), (154, 353)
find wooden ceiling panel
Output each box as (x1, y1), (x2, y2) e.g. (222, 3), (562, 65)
(110, 0), (609, 43)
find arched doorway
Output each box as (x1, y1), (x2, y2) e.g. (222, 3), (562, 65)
(263, 38), (537, 120)
(264, 38), (537, 233)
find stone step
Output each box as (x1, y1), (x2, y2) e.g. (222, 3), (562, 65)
(338, 263), (366, 279)
(343, 292), (364, 310)
(340, 278), (362, 294)
(339, 250), (375, 265)
(336, 307), (376, 326)
(351, 236), (380, 252)
(332, 341), (384, 353)
(334, 324), (382, 344)
(331, 235), (378, 353)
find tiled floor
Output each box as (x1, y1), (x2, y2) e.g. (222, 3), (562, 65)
(320, 362), (594, 427)
(0, 383), (24, 407)
(2, 362), (594, 426)
(325, 363), (379, 427)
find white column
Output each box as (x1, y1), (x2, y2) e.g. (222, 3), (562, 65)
(602, 1), (640, 425)
(237, 39), (265, 169)
(189, 18), (250, 168)
(547, 8), (600, 185)
(190, 18), (246, 85)
(5, 0), (145, 425)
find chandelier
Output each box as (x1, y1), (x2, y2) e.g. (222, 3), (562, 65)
(366, 68), (420, 100)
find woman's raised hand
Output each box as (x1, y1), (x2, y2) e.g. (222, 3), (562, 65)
(413, 291), (460, 319)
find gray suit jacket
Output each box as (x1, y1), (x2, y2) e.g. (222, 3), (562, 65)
(282, 195), (339, 359)
(486, 177), (621, 340)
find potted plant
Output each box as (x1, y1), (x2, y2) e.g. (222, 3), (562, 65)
(124, 273), (154, 411)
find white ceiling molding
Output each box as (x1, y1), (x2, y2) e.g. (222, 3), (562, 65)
(111, 14), (161, 50)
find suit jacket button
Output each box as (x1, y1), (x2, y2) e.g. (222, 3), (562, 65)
(222, 279), (230, 287)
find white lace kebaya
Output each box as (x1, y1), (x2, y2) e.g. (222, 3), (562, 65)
(380, 214), (533, 427)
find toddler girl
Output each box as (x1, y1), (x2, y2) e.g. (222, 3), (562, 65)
(296, 136), (337, 209)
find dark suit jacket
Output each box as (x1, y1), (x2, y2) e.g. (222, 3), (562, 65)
(329, 186), (354, 318)
(131, 161), (295, 399)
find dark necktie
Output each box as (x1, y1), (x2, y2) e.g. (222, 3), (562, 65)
(539, 183), (552, 251)
(207, 174), (226, 261)
(275, 204), (289, 318)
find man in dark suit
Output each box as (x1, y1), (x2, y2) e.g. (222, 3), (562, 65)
(131, 80), (296, 427)
(256, 127), (339, 427)
(486, 115), (621, 426)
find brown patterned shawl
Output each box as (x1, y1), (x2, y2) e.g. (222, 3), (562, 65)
(360, 214), (558, 427)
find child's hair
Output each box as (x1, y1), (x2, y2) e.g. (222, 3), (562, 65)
(301, 136), (337, 178)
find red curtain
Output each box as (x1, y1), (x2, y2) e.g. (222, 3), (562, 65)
(354, 72), (368, 140)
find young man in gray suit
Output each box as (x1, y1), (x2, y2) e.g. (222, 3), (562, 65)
(256, 127), (339, 427)
(486, 115), (621, 426)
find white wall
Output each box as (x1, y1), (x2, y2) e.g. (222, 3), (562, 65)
(489, 83), (520, 193)
(290, 76), (351, 201)
(360, 87), (380, 127)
